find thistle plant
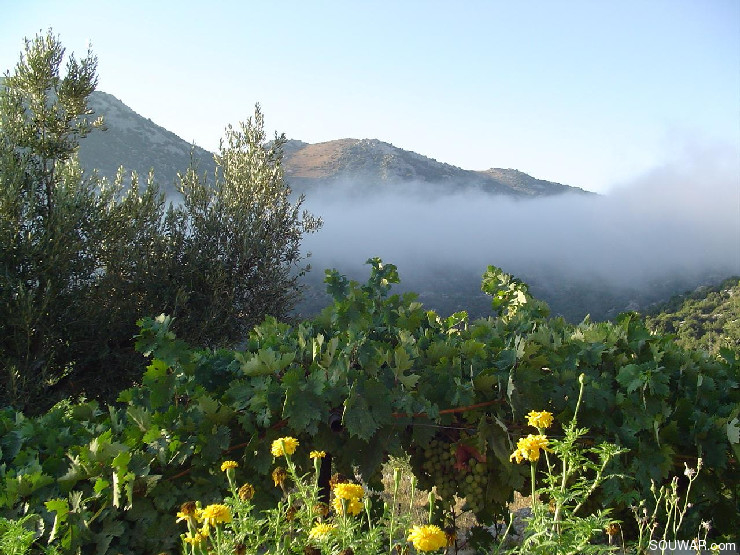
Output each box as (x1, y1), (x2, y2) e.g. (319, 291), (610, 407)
(499, 374), (628, 554)
(631, 458), (703, 555)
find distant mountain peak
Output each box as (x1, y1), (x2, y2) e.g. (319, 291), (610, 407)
(76, 91), (590, 198)
(282, 138), (590, 196)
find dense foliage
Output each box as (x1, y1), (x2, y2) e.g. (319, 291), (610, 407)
(0, 31), (320, 410)
(644, 277), (740, 355)
(0, 260), (737, 553)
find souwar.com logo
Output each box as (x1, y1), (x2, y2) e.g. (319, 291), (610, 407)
(649, 539), (737, 553)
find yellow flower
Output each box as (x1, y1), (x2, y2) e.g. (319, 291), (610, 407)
(272, 466), (287, 487)
(183, 532), (206, 545)
(238, 483), (255, 501)
(308, 522), (336, 540)
(220, 460), (239, 472)
(407, 524), (448, 552)
(332, 496), (364, 516)
(199, 503), (232, 531)
(510, 434), (550, 464)
(332, 482), (364, 500)
(310, 450), (326, 459)
(271, 436), (299, 457)
(526, 410), (554, 429)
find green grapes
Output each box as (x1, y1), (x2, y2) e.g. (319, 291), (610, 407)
(415, 434), (489, 515)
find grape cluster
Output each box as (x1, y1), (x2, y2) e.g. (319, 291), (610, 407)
(418, 436), (488, 514)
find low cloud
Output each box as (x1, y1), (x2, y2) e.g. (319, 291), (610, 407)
(297, 143), (739, 318)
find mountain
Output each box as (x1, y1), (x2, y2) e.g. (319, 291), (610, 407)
(77, 92), (590, 198)
(283, 138), (589, 196)
(78, 92), (217, 195)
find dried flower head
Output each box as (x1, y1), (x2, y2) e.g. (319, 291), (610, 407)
(180, 501), (197, 516)
(329, 473), (349, 489)
(272, 466), (288, 487)
(286, 504), (298, 521)
(313, 502), (330, 517)
(238, 483), (255, 501)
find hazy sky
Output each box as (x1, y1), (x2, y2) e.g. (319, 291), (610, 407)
(2, 0), (739, 193)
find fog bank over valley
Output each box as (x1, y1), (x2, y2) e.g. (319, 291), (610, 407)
(296, 146), (740, 321)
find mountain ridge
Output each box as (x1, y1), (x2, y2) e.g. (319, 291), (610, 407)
(76, 91), (592, 198)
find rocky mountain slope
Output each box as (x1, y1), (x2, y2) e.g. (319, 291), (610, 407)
(282, 138), (589, 196)
(77, 92), (590, 198)
(78, 92), (217, 194)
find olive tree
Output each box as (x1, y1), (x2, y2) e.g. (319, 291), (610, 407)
(169, 109), (322, 346)
(0, 30), (322, 410)
(0, 31), (107, 407)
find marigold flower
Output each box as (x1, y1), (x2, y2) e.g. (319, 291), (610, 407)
(332, 482), (364, 501)
(310, 450), (326, 459)
(407, 524), (448, 552)
(272, 466), (287, 487)
(308, 522), (336, 540)
(271, 436), (299, 457)
(510, 434), (550, 464)
(175, 511), (191, 524)
(200, 503), (232, 530)
(332, 496), (364, 516)
(526, 410), (554, 429)
(220, 460), (239, 472)
(183, 532), (206, 545)
(238, 483), (255, 501)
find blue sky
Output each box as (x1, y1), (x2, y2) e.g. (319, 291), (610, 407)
(2, 0), (738, 193)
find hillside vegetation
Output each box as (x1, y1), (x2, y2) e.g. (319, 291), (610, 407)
(645, 277), (740, 354)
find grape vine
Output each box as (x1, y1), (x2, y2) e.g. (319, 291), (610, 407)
(0, 259), (737, 553)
